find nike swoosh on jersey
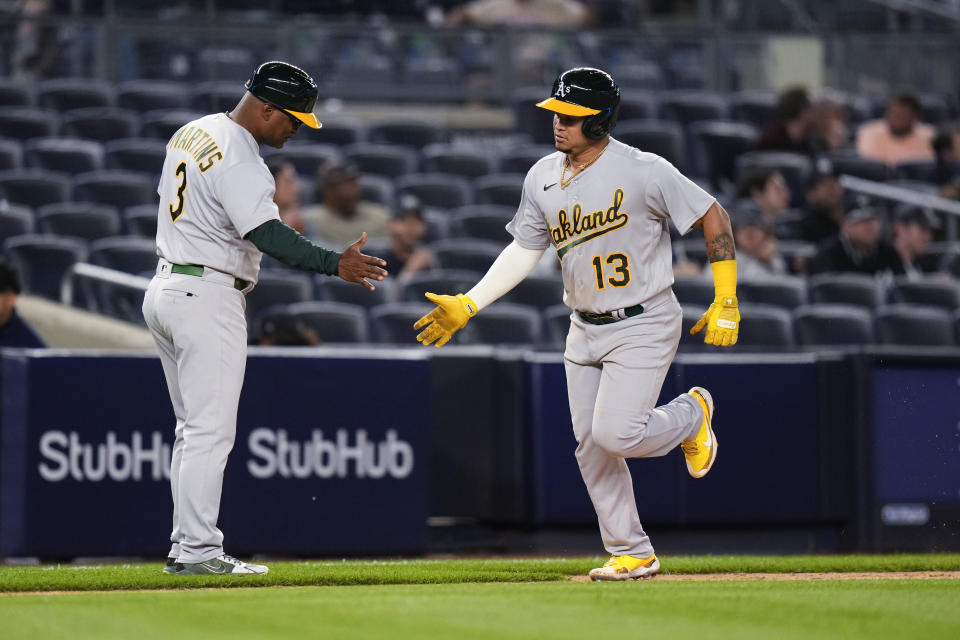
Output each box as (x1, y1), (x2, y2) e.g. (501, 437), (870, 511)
(543, 183), (557, 191)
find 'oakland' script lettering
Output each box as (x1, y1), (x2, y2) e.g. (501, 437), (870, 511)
(550, 188), (628, 247)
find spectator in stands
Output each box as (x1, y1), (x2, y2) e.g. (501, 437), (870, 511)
(807, 207), (905, 276)
(731, 166), (790, 228)
(380, 195), (434, 280)
(302, 161), (390, 248)
(931, 125), (960, 199)
(0, 260), (45, 348)
(891, 206), (938, 278)
(8, 0), (59, 78)
(812, 100), (850, 152)
(856, 92), (935, 166)
(267, 158), (305, 234)
(801, 169), (845, 244)
(756, 87), (820, 155)
(730, 211), (787, 279)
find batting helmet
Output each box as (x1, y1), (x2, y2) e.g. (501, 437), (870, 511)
(536, 67), (620, 140)
(245, 61), (321, 129)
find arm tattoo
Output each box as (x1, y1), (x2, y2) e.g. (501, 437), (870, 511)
(707, 231), (736, 262)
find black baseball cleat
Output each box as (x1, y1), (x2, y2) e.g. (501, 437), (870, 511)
(162, 557), (183, 574)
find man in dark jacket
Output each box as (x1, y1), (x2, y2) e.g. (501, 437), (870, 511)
(807, 207), (905, 276)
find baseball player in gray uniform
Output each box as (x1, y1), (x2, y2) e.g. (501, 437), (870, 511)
(415, 68), (740, 580)
(142, 61), (388, 575)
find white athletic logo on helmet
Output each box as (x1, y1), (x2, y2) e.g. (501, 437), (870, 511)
(556, 81), (571, 98)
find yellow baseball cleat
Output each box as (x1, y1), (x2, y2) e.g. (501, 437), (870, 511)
(589, 553), (660, 581)
(681, 386), (718, 479)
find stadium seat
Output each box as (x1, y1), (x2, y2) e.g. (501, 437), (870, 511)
(0, 106), (58, 140)
(0, 139), (23, 170)
(344, 143), (418, 178)
(429, 238), (501, 272)
(104, 138), (168, 174)
(729, 90), (778, 128)
(658, 91), (728, 124)
(140, 109), (205, 141)
(917, 92), (952, 125)
(0, 169), (70, 207)
(3, 234), (87, 300)
(370, 302), (433, 343)
(396, 173), (472, 209)
(955, 310), (960, 345)
(25, 138), (104, 174)
(474, 173), (523, 207)
(0, 79), (34, 107)
(317, 275), (393, 308)
(501, 144), (555, 174)
(88, 236), (158, 274)
(617, 91), (659, 121)
(59, 107), (138, 142)
(116, 80), (189, 112)
(401, 269), (482, 302)
(542, 304), (572, 349)
(511, 87), (555, 145)
(893, 160), (939, 183)
(37, 202), (121, 241)
(824, 151), (890, 182)
(739, 277), (807, 309)
(453, 206), (514, 243)
(460, 302), (541, 346)
(793, 304), (874, 346)
(37, 78), (114, 111)
(689, 121), (759, 187)
(613, 120), (686, 171)
(887, 278), (960, 310)
(124, 204), (158, 237)
(422, 208), (452, 242)
(263, 143), (341, 177)
(673, 236), (708, 266)
(673, 276), (716, 306)
(0, 204), (34, 242)
(297, 116), (366, 146)
(422, 144), (497, 178)
(190, 81), (243, 113)
(283, 301), (369, 343)
(368, 120), (446, 149)
(679, 304), (709, 352)
(358, 174), (395, 206)
(73, 170), (155, 209)
(245, 270), (314, 332)
(501, 275), (563, 309)
(809, 273), (883, 308)
(874, 305), (955, 346)
(735, 303), (794, 348)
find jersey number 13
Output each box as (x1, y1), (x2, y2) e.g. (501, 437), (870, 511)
(169, 161), (187, 222)
(591, 252), (631, 289)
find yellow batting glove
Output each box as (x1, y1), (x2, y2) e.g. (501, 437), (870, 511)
(689, 259), (740, 347)
(413, 292), (477, 347)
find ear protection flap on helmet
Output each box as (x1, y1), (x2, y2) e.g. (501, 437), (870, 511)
(582, 102), (620, 140)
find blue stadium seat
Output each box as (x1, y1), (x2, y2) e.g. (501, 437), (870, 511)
(501, 144), (555, 174)
(512, 87), (555, 145)
(88, 236), (158, 275)
(679, 304), (709, 352)
(284, 301), (369, 343)
(0, 79), (34, 107)
(739, 277), (807, 309)
(689, 121), (759, 186)
(25, 138), (104, 174)
(429, 238), (501, 272)
(658, 91), (728, 124)
(729, 90), (778, 128)
(344, 143), (418, 178)
(542, 304), (572, 349)
(370, 302), (433, 343)
(396, 173), (472, 209)
(0, 139), (23, 170)
(735, 303), (794, 348)
(116, 80), (189, 112)
(614, 120), (686, 171)
(887, 277), (960, 310)
(37, 78), (114, 111)
(893, 160), (940, 183)
(59, 107), (138, 142)
(824, 151), (890, 182)
(37, 202), (121, 241)
(401, 269), (482, 303)
(368, 120), (446, 149)
(0, 106), (58, 140)
(793, 304), (874, 346)
(358, 174), (395, 206)
(124, 204), (158, 237)
(3, 234), (87, 300)
(73, 170), (155, 209)
(317, 275), (393, 308)
(190, 81), (243, 113)
(297, 116), (366, 146)
(140, 109), (205, 141)
(245, 270), (314, 335)
(0, 169), (70, 207)
(617, 91), (659, 121)
(461, 302), (541, 346)
(0, 204), (33, 243)
(422, 144), (497, 178)
(673, 276), (716, 306)
(474, 173), (523, 207)
(453, 205), (514, 243)
(263, 143), (341, 178)
(809, 273), (884, 308)
(104, 138), (168, 174)
(874, 305), (955, 346)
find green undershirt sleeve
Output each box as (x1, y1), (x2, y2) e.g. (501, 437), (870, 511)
(244, 219), (341, 276)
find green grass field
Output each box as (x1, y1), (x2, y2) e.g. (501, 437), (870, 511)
(2, 555), (959, 639)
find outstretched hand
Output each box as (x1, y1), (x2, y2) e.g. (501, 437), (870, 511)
(338, 232), (388, 291)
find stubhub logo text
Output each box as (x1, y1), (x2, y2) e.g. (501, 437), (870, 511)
(247, 428), (415, 479)
(39, 430), (171, 482)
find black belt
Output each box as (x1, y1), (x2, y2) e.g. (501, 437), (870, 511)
(578, 303), (645, 325)
(170, 263), (249, 291)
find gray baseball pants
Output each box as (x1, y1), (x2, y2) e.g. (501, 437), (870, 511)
(563, 289), (703, 558)
(142, 263), (248, 564)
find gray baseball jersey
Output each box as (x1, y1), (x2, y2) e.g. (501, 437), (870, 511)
(156, 113), (280, 284)
(506, 137), (715, 313)
(506, 137), (714, 560)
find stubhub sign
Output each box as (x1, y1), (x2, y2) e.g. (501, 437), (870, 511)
(1, 350), (430, 557)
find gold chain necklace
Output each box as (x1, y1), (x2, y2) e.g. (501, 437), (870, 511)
(560, 142), (609, 189)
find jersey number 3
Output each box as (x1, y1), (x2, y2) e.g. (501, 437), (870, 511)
(169, 161), (187, 222)
(592, 252), (631, 289)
